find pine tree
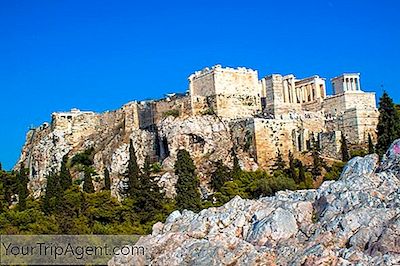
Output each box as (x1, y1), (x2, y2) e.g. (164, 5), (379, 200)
(273, 149), (286, 171)
(136, 157), (165, 222)
(17, 165), (29, 211)
(122, 139), (141, 199)
(174, 149), (201, 212)
(376, 91), (400, 157)
(341, 134), (350, 162)
(210, 160), (231, 192)
(104, 167), (111, 190)
(368, 133), (375, 154)
(288, 151), (297, 182)
(0, 162), (2, 171)
(59, 155), (72, 191)
(83, 168), (95, 193)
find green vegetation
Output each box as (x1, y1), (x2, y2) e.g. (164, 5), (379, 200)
(104, 167), (111, 190)
(121, 140), (140, 199)
(341, 134), (350, 162)
(174, 149), (202, 212)
(0, 133), (353, 235)
(200, 108), (215, 115)
(376, 91), (400, 157)
(368, 133), (375, 154)
(70, 147), (95, 167)
(162, 109), (180, 118)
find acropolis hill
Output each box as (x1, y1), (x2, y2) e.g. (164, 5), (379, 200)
(16, 65), (379, 198)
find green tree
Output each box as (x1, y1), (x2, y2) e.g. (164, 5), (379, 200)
(104, 167), (111, 190)
(0, 162), (2, 171)
(311, 146), (323, 179)
(287, 151), (297, 182)
(298, 161), (306, 183)
(341, 134), (350, 162)
(59, 155), (72, 191)
(210, 160), (231, 192)
(231, 147), (242, 179)
(122, 140), (140, 199)
(136, 157), (165, 223)
(174, 149), (201, 212)
(273, 149), (286, 171)
(43, 172), (62, 214)
(376, 91), (400, 157)
(368, 133), (375, 154)
(83, 168), (95, 194)
(17, 165), (29, 211)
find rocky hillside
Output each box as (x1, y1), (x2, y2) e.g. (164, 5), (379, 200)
(109, 140), (400, 266)
(15, 107), (256, 199)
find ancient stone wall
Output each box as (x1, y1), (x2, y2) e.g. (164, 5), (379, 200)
(252, 118), (297, 168)
(152, 94), (191, 124)
(189, 65), (261, 118)
(323, 91), (378, 144)
(319, 131), (342, 159)
(51, 109), (101, 144)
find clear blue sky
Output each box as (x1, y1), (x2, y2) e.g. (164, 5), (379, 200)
(1, 0), (399, 170)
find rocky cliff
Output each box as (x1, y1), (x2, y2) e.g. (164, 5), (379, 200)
(109, 140), (400, 266)
(15, 106), (256, 199)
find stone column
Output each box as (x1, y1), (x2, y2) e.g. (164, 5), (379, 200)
(344, 78), (348, 92)
(356, 78), (361, 91)
(351, 78), (355, 91)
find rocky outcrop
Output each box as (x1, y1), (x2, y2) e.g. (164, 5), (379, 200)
(109, 141), (400, 266)
(15, 107), (256, 198)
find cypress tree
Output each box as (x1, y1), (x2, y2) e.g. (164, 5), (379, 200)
(174, 149), (201, 212)
(288, 151), (297, 182)
(210, 160), (230, 192)
(59, 155), (72, 191)
(231, 147), (241, 179)
(123, 139), (141, 199)
(341, 134), (350, 162)
(83, 168), (95, 193)
(43, 172), (62, 214)
(104, 167), (111, 190)
(298, 161), (306, 183)
(311, 145), (323, 178)
(368, 133), (375, 154)
(0, 162), (2, 171)
(376, 91), (400, 157)
(17, 165), (29, 211)
(136, 157), (165, 222)
(273, 149), (286, 171)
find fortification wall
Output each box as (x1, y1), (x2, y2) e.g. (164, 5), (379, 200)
(319, 131), (342, 160)
(252, 118), (298, 168)
(189, 65), (261, 118)
(153, 95), (191, 123)
(51, 109), (101, 143)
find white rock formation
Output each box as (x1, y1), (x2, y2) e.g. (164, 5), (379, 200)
(109, 140), (400, 266)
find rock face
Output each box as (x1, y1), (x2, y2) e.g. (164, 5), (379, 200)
(109, 141), (400, 266)
(15, 107), (256, 199)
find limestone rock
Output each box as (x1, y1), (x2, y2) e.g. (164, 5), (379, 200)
(109, 141), (400, 266)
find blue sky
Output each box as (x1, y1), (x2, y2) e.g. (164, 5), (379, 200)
(1, 0), (399, 170)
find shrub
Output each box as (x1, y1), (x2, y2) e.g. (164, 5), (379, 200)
(162, 109), (179, 118)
